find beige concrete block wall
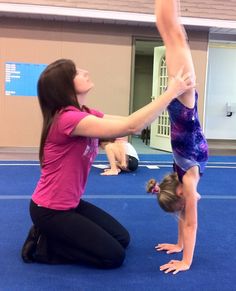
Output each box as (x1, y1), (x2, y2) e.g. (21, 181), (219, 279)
(188, 30), (209, 124)
(0, 18), (209, 148)
(0, 20), (133, 147)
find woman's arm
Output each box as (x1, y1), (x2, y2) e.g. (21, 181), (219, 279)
(103, 114), (126, 121)
(72, 70), (194, 139)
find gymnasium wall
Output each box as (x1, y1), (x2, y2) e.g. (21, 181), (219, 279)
(0, 18), (209, 147)
(0, 19), (133, 147)
(189, 30), (209, 127)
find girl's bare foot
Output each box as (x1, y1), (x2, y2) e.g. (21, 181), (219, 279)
(101, 168), (121, 175)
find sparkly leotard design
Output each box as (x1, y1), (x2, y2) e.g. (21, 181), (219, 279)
(167, 91), (209, 182)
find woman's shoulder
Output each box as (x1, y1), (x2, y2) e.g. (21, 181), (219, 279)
(60, 105), (80, 114)
(59, 105), (103, 119)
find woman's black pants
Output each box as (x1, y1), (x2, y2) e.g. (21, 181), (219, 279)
(29, 199), (130, 269)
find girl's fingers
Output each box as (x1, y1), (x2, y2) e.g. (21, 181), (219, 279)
(175, 69), (194, 83)
(185, 78), (194, 86)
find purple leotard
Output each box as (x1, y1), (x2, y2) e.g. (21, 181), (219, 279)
(167, 91), (208, 182)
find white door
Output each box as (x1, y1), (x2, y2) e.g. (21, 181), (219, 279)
(150, 46), (172, 152)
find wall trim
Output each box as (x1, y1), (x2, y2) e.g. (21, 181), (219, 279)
(0, 2), (236, 32)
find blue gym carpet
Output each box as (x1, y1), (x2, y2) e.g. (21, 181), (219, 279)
(0, 154), (236, 291)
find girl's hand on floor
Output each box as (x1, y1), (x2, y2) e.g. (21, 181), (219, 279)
(160, 259), (190, 275)
(155, 243), (183, 254)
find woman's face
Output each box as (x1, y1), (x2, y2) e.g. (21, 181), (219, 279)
(73, 68), (94, 95)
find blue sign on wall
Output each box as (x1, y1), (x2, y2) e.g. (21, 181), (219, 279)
(5, 62), (47, 96)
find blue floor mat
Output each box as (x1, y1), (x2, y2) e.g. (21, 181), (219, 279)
(0, 198), (236, 291)
(0, 155), (236, 290)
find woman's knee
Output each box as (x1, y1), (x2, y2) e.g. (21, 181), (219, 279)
(101, 246), (126, 269)
(102, 230), (130, 269)
(121, 229), (130, 249)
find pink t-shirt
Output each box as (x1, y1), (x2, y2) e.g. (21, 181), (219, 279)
(32, 106), (103, 210)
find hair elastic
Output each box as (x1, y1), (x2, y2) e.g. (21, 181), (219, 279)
(151, 183), (160, 195)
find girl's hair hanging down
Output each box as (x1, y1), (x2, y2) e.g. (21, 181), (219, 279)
(146, 173), (183, 213)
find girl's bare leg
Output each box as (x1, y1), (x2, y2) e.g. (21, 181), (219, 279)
(155, 0), (195, 108)
(101, 143), (121, 175)
(115, 140), (127, 170)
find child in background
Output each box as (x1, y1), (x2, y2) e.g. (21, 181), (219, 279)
(146, 0), (208, 274)
(99, 137), (139, 175)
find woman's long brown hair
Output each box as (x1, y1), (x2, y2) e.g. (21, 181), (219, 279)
(37, 59), (81, 166)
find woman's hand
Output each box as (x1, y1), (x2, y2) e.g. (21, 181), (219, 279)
(155, 243), (183, 254)
(160, 259), (190, 275)
(167, 67), (195, 98)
